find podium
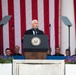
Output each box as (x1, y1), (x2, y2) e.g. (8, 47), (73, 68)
(23, 35), (48, 59)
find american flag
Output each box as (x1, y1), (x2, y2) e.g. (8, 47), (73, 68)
(0, 0), (60, 55)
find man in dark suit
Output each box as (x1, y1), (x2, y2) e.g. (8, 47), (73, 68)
(53, 46), (64, 56)
(25, 19), (44, 35)
(22, 19), (44, 43)
(23, 19), (46, 59)
(12, 45), (22, 56)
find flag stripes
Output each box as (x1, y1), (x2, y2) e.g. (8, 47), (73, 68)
(8, 0), (15, 53)
(0, 0), (3, 54)
(49, 0), (55, 54)
(2, 0), (9, 54)
(74, 0), (76, 47)
(44, 0), (50, 45)
(0, 0), (59, 55)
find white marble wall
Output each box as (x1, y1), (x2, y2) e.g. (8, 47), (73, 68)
(0, 64), (12, 75)
(13, 60), (64, 75)
(0, 62), (76, 75)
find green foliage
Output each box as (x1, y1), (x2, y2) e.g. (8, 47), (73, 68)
(0, 56), (13, 63)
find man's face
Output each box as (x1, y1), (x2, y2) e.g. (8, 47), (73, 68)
(32, 20), (38, 29)
(6, 50), (11, 56)
(47, 49), (51, 55)
(66, 51), (70, 56)
(14, 46), (20, 53)
(55, 47), (60, 54)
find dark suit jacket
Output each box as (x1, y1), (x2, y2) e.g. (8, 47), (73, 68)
(11, 53), (22, 56)
(72, 54), (76, 56)
(53, 53), (64, 56)
(25, 28), (44, 35)
(21, 28), (44, 43)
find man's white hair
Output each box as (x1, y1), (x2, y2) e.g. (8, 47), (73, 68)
(31, 19), (38, 24)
